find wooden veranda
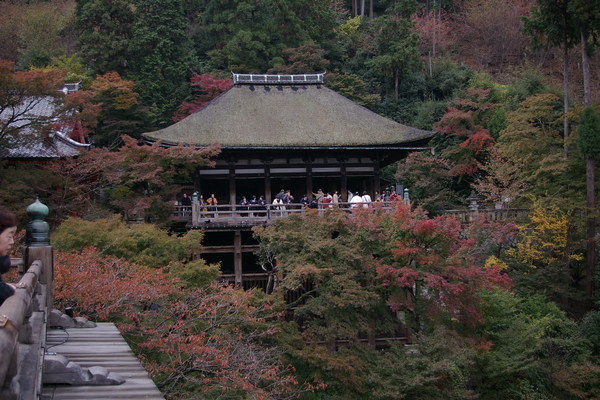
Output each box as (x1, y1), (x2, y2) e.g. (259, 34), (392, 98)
(0, 201), (164, 400)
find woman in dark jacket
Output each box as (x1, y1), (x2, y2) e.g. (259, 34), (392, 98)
(0, 207), (17, 305)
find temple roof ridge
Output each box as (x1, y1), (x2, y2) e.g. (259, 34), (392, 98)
(232, 72), (325, 85)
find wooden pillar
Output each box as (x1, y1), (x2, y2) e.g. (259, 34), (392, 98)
(373, 157), (381, 196)
(26, 247), (52, 311)
(264, 162), (272, 202)
(229, 162), (236, 205)
(306, 161), (313, 197)
(341, 163), (347, 202)
(234, 230), (242, 287)
(193, 168), (201, 192)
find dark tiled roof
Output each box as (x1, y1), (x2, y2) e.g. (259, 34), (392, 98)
(1, 94), (88, 159)
(144, 80), (434, 147)
(3, 132), (84, 159)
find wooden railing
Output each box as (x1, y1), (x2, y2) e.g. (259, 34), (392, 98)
(173, 202), (396, 227)
(220, 273), (272, 292)
(0, 259), (46, 400)
(174, 204), (532, 227)
(442, 208), (530, 223)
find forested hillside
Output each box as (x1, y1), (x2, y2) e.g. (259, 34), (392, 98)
(2, 0), (600, 399)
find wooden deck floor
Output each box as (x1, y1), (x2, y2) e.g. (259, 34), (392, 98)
(41, 323), (165, 400)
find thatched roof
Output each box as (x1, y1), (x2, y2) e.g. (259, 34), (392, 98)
(143, 79), (434, 148)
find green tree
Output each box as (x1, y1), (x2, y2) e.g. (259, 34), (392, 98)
(496, 93), (578, 208)
(395, 151), (460, 213)
(576, 106), (600, 302)
(0, 162), (61, 227)
(325, 72), (381, 109)
(254, 206), (511, 398)
(18, 0), (75, 69)
(366, 1), (420, 100)
(568, 0), (600, 105)
(52, 215), (220, 286)
(129, 0), (194, 126)
(268, 43), (331, 74)
(476, 289), (598, 399)
(198, 0), (337, 72)
(75, 0), (135, 75)
(523, 0), (579, 148)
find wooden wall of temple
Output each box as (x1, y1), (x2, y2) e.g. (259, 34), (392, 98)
(193, 154), (383, 205)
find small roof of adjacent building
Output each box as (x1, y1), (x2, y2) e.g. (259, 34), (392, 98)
(1, 89), (89, 160)
(3, 130), (86, 159)
(143, 73), (434, 149)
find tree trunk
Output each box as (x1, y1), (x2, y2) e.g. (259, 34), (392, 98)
(563, 44), (570, 156)
(360, 0), (365, 17)
(586, 156), (596, 301)
(582, 33), (592, 106)
(432, 7), (439, 58)
(369, 0), (373, 18)
(582, 33), (595, 304)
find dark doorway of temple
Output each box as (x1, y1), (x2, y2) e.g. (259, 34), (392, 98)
(271, 177), (305, 202)
(236, 178), (265, 202)
(312, 177), (341, 198)
(198, 178), (229, 204)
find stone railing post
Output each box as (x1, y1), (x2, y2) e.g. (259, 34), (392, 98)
(24, 199), (53, 311)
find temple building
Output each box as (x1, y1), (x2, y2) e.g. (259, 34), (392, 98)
(1, 82), (90, 161)
(142, 73), (434, 286)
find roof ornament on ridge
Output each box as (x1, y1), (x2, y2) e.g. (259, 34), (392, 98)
(232, 72), (325, 85)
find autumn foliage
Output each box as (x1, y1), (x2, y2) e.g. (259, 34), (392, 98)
(256, 204), (512, 339)
(53, 244), (313, 399)
(44, 134), (220, 221)
(433, 87), (497, 177)
(0, 59), (65, 141)
(172, 73), (232, 122)
(54, 247), (178, 320)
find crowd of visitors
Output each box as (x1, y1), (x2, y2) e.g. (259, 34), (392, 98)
(175, 188), (405, 218)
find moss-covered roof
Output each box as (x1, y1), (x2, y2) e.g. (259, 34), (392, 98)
(143, 83), (434, 147)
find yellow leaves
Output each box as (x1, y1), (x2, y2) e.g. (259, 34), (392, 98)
(335, 15), (362, 38)
(484, 255), (508, 271)
(507, 206), (581, 269)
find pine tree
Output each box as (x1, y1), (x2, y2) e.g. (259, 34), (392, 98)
(128, 0), (194, 127)
(198, 0), (336, 72)
(75, 0), (135, 75)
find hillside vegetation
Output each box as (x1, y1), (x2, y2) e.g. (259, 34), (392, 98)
(2, 0), (600, 399)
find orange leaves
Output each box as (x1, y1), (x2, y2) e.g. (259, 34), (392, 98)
(90, 72), (139, 110)
(0, 60), (64, 97)
(54, 247), (178, 320)
(135, 284), (306, 398)
(54, 244), (309, 398)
